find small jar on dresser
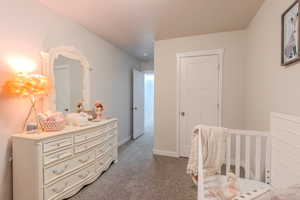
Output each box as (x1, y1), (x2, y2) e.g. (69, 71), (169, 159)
(12, 118), (118, 200)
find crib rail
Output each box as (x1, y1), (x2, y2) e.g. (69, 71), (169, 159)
(225, 129), (271, 184)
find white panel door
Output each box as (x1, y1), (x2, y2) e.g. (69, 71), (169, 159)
(54, 65), (71, 113)
(133, 69), (145, 139)
(179, 54), (220, 157)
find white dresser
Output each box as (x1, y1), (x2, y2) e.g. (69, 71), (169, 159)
(12, 118), (118, 200)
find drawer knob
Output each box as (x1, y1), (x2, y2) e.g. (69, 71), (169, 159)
(56, 154), (61, 159)
(79, 156), (90, 163)
(52, 182), (68, 193)
(78, 171), (90, 179)
(51, 141), (67, 147)
(52, 164), (68, 175)
(52, 152), (69, 160)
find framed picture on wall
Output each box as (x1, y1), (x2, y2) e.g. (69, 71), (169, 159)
(282, 0), (300, 66)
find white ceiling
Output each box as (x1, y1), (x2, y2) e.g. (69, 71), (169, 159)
(39, 0), (264, 61)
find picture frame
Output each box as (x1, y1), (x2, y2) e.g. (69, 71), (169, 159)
(282, 0), (300, 66)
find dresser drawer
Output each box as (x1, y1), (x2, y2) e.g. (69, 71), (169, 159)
(44, 164), (95, 200)
(74, 150), (95, 167)
(95, 142), (107, 158)
(74, 138), (101, 154)
(95, 137), (114, 157)
(44, 148), (73, 165)
(44, 159), (72, 185)
(107, 138), (114, 151)
(44, 150), (95, 184)
(103, 150), (114, 169)
(95, 151), (113, 173)
(107, 129), (116, 138)
(95, 154), (105, 173)
(107, 133), (115, 142)
(74, 128), (107, 144)
(43, 137), (73, 153)
(107, 121), (117, 130)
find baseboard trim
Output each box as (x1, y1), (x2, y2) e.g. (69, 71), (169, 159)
(153, 149), (179, 158)
(118, 137), (131, 147)
(132, 132), (144, 140)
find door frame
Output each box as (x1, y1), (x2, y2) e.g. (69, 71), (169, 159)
(176, 49), (224, 157)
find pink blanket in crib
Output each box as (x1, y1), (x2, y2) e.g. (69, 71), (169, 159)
(271, 185), (300, 200)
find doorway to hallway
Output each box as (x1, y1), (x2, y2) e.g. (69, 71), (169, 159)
(144, 72), (154, 134)
(132, 70), (154, 139)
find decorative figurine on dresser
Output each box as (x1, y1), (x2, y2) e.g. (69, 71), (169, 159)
(94, 101), (104, 121)
(12, 47), (118, 200)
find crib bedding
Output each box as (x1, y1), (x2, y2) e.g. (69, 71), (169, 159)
(203, 175), (272, 200)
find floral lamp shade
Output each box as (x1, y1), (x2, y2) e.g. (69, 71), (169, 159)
(3, 73), (51, 131)
(4, 73), (50, 97)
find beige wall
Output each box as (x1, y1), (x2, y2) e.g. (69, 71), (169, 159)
(244, 0), (300, 130)
(154, 31), (246, 153)
(0, 1), (140, 199)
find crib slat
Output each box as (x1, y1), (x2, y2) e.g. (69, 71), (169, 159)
(255, 136), (262, 181)
(245, 136), (251, 179)
(197, 130), (205, 200)
(226, 134), (231, 175)
(235, 135), (241, 177)
(265, 135), (271, 184)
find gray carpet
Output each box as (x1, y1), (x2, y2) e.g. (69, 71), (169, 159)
(69, 130), (197, 200)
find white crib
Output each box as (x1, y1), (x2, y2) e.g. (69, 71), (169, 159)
(197, 128), (272, 200)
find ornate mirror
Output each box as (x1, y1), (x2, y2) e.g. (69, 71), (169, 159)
(41, 46), (92, 113)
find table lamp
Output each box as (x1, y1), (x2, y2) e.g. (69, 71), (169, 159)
(3, 73), (50, 131)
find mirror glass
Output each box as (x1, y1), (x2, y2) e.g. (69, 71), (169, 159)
(53, 55), (83, 113)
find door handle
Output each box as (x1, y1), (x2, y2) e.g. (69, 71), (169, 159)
(133, 107), (138, 110)
(180, 112), (185, 116)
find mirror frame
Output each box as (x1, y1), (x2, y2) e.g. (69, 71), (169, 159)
(41, 46), (92, 112)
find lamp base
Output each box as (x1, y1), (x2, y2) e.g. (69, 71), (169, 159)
(26, 123), (38, 132)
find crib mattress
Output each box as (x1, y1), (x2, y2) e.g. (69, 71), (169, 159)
(203, 176), (272, 200)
